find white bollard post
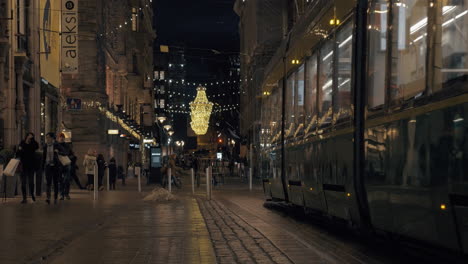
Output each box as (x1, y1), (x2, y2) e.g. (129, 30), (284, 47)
(168, 168), (171, 193)
(249, 167), (253, 191)
(93, 165), (98, 200)
(137, 168), (141, 193)
(191, 168), (195, 194)
(106, 168), (110, 191)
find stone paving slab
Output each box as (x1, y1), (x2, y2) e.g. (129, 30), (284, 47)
(0, 179), (216, 264)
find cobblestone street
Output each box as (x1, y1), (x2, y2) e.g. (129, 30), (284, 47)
(199, 199), (293, 264)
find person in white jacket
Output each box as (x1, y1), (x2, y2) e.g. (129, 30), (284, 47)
(83, 149), (97, 190)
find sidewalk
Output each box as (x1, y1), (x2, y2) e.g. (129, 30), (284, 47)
(1, 172), (464, 264)
(0, 178), (216, 264)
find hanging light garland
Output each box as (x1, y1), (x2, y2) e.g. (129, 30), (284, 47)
(190, 87), (213, 135)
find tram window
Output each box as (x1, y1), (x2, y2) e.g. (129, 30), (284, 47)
(390, 0), (428, 102)
(305, 53), (318, 126)
(296, 64), (305, 127)
(367, 0), (388, 108)
(286, 72), (296, 131)
(319, 41), (334, 125)
(271, 86), (280, 139)
(335, 22), (353, 119)
(437, 1), (468, 92)
(261, 92), (272, 143)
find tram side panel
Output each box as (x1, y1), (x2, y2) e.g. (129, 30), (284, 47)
(364, 103), (468, 252)
(303, 140), (327, 212)
(270, 148), (286, 200)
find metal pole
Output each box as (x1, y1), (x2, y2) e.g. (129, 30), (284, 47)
(137, 167), (141, 192)
(281, 35), (292, 203)
(106, 167), (110, 191)
(249, 167), (253, 191)
(210, 166), (213, 199)
(206, 166), (210, 200)
(191, 168), (194, 194)
(353, 0), (372, 229)
(93, 165), (97, 200)
(168, 168), (171, 193)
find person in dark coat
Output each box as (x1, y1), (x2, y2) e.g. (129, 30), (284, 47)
(69, 151), (84, 189)
(18, 132), (39, 203)
(118, 165), (125, 186)
(42, 132), (65, 205)
(57, 133), (73, 200)
(96, 154), (106, 191)
(108, 157), (117, 190)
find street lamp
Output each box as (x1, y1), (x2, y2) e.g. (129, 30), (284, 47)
(168, 130), (174, 136)
(164, 124), (172, 131)
(157, 115), (167, 123)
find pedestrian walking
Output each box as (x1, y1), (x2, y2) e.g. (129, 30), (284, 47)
(192, 155), (200, 187)
(69, 152), (85, 189)
(18, 132), (39, 204)
(108, 157), (117, 190)
(57, 133), (72, 200)
(83, 149), (97, 190)
(118, 165), (125, 186)
(42, 132), (65, 205)
(97, 154), (106, 191)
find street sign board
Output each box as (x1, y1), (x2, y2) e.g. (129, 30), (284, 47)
(61, 0), (78, 74)
(66, 98), (81, 110)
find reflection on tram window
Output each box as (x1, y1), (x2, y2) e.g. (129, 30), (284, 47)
(296, 64), (305, 127)
(439, 1), (468, 91)
(335, 22), (353, 119)
(319, 41), (334, 125)
(367, 0), (388, 108)
(286, 72), (296, 133)
(271, 86), (280, 141)
(391, 0), (428, 101)
(305, 53), (318, 127)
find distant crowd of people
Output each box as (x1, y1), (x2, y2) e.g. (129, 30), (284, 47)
(15, 131), (124, 205)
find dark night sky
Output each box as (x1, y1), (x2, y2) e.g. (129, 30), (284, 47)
(154, 0), (239, 52)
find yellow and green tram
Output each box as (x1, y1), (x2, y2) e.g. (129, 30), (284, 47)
(259, 0), (468, 254)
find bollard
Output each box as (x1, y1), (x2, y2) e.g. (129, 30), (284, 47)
(168, 168), (171, 193)
(93, 165), (98, 200)
(106, 168), (110, 191)
(137, 168), (141, 193)
(191, 168), (195, 194)
(249, 167), (253, 191)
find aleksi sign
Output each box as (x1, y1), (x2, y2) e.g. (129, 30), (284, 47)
(61, 0), (78, 74)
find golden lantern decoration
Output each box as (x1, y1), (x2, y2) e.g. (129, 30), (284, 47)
(190, 86), (213, 135)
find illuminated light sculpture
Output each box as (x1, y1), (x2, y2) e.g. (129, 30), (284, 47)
(190, 86), (213, 135)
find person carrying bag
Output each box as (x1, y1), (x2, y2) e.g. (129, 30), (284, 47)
(18, 132), (39, 203)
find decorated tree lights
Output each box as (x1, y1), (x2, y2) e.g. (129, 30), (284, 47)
(190, 86), (213, 135)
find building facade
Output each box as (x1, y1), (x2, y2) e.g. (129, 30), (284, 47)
(61, 0), (155, 177)
(0, 0), (155, 178)
(0, 0), (42, 151)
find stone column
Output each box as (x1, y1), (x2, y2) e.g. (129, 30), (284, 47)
(15, 56), (27, 138)
(0, 43), (8, 107)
